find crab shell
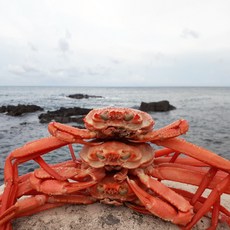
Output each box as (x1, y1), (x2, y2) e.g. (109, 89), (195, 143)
(89, 175), (136, 204)
(83, 107), (154, 138)
(79, 141), (154, 169)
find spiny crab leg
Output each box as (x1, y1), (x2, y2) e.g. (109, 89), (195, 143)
(154, 138), (230, 172)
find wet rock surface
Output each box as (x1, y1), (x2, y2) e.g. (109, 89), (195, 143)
(139, 100), (176, 112)
(0, 104), (43, 116)
(38, 107), (92, 123)
(68, 93), (103, 99)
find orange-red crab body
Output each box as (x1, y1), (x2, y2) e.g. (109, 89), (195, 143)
(79, 141), (154, 169)
(0, 107), (229, 230)
(48, 107), (189, 142)
(84, 107), (155, 139)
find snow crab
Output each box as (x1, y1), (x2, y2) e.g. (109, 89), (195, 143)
(0, 107), (229, 230)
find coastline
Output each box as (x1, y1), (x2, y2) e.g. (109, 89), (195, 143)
(1, 181), (229, 230)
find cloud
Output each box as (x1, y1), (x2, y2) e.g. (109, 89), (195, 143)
(181, 28), (200, 39)
(8, 64), (41, 75)
(58, 38), (70, 53)
(1, 1), (230, 86)
(58, 30), (72, 54)
(28, 42), (38, 52)
(8, 65), (25, 75)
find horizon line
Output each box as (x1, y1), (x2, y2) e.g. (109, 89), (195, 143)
(0, 85), (230, 88)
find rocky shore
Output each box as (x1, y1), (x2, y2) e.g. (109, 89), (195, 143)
(0, 96), (176, 124)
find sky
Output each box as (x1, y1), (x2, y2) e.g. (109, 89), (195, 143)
(0, 0), (230, 87)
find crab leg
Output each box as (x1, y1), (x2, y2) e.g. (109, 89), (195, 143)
(29, 166), (105, 196)
(211, 198), (221, 230)
(154, 148), (210, 167)
(0, 194), (95, 228)
(147, 163), (230, 194)
(0, 137), (68, 214)
(154, 138), (230, 172)
(184, 174), (230, 229)
(48, 122), (97, 142)
(133, 169), (193, 212)
(139, 119), (189, 141)
(4, 136), (68, 182)
(154, 156), (210, 167)
(30, 176), (98, 195)
(190, 167), (218, 205)
(15, 194), (96, 219)
(169, 188), (230, 227)
(171, 187), (230, 219)
(127, 177), (193, 225)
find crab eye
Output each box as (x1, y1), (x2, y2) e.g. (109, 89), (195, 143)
(96, 151), (105, 160)
(97, 184), (105, 193)
(124, 113), (134, 121)
(119, 186), (128, 195)
(121, 151), (131, 160)
(100, 111), (109, 121)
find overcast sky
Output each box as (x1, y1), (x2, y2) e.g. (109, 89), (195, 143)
(0, 0), (230, 86)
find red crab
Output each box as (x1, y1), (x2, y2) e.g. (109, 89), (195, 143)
(0, 107), (229, 230)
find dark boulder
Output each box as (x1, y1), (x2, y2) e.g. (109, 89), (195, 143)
(38, 107), (92, 123)
(68, 94), (103, 99)
(0, 104), (43, 116)
(139, 100), (176, 112)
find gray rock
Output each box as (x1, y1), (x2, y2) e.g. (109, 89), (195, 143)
(38, 107), (91, 123)
(11, 202), (230, 230)
(12, 204), (178, 230)
(68, 94), (103, 99)
(139, 101), (176, 112)
(0, 104), (43, 116)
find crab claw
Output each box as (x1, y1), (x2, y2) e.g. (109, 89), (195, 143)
(139, 119), (189, 142)
(134, 169), (192, 213)
(30, 174), (98, 195)
(48, 122), (96, 143)
(127, 178), (193, 226)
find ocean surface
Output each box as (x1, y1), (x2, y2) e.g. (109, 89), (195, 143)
(0, 86), (230, 184)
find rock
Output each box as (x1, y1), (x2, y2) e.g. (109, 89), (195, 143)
(38, 107), (92, 123)
(139, 100), (176, 112)
(68, 94), (103, 99)
(0, 182), (228, 230)
(0, 104), (43, 116)
(12, 203), (178, 230)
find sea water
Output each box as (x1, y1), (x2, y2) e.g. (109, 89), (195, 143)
(0, 86), (229, 184)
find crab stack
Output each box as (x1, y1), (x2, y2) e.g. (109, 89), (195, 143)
(0, 107), (229, 230)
